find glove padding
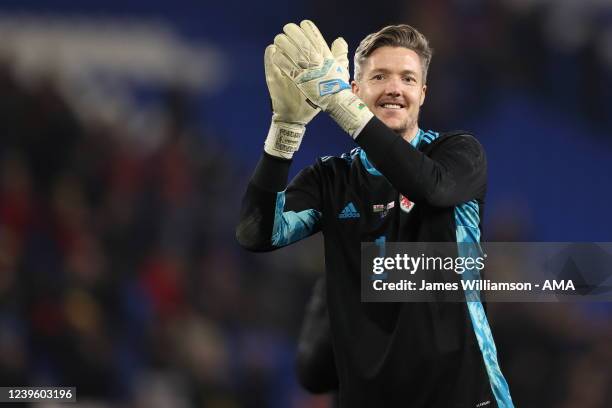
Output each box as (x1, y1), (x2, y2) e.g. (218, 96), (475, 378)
(264, 34), (351, 158)
(272, 20), (374, 138)
(264, 44), (318, 159)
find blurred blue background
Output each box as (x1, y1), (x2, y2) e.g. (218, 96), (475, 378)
(0, 0), (611, 407)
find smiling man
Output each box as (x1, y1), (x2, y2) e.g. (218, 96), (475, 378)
(352, 43), (426, 143)
(237, 21), (514, 407)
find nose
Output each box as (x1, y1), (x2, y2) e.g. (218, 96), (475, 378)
(383, 76), (403, 97)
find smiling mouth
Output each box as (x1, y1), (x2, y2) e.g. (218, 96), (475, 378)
(379, 103), (404, 110)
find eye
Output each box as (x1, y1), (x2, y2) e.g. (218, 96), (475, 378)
(403, 76), (416, 83)
(372, 74), (384, 81)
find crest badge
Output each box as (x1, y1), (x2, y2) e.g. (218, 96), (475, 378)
(399, 194), (415, 213)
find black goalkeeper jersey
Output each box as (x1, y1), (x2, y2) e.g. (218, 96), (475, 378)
(237, 117), (514, 408)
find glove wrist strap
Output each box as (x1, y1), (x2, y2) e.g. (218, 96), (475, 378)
(264, 121), (306, 159)
(327, 91), (374, 139)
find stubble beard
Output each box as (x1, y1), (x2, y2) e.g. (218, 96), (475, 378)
(389, 111), (419, 142)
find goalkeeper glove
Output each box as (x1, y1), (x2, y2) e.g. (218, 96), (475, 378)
(264, 33), (350, 159)
(264, 44), (318, 159)
(272, 20), (374, 139)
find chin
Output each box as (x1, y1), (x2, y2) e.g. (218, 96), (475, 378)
(381, 120), (407, 135)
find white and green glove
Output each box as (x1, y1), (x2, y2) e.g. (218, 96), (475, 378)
(264, 30), (351, 159)
(272, 20), (374, 139)
(264, 44), (318, 159)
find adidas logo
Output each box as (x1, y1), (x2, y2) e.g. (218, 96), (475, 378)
(339, 202), (360, 219)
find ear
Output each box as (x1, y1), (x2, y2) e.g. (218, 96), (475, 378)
(351, 80), (360, 95)
(419, 84), (427, 106)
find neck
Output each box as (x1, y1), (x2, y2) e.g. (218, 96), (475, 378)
(402, 126), (419, 144)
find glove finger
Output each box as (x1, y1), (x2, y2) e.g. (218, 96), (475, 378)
(264, 44), (276, 75)
(331, 37), (349, 72)
(264, 44), (285, 90)
(282, 23), (310, 52)
(264, 44), (279, 113)
(283, 23), (322, 67)
(300, 20), (333, 59)
(272, 46), (301, 80)
(274, 33), (303, 68)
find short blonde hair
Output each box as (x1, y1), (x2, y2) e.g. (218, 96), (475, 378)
(354, 24), (433, 83)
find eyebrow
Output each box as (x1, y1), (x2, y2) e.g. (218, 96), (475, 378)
(369, 68), (419, 77)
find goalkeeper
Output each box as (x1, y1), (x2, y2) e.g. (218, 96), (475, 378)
(236, 21), (514, 408)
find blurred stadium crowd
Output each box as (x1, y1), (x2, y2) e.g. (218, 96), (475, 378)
(0, 0), (611, 407)
(0, 61), (327, 407)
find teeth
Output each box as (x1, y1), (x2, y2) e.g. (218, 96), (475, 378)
(382, 104), (402, 109)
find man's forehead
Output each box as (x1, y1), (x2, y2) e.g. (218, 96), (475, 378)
(362, 46), (422, 74)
